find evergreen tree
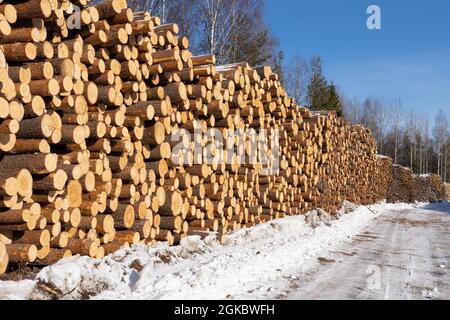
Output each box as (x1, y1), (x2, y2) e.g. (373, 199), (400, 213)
(327, 82), (343, 116)
(307, 56), (343, 116)
(307, 56), (329, 111)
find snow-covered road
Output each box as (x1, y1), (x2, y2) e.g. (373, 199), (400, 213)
(285, 202), (450, 300)
(0, 201), (449, 300)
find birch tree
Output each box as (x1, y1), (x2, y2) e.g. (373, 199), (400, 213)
(433, 109), (448, 178)
(197, 0), (275, 65)
(128, 0), (170, 23)
(389, 99), (403, 164)
(342, 96), (362, 125)
(128, 0), (200, 41)
(284, 55), (308, 105)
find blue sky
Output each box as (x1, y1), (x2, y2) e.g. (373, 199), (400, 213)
(264, 0), (450, 120)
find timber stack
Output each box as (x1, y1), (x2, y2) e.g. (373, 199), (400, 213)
(446, 183), (450, 200)
(0, 0), (387, 274)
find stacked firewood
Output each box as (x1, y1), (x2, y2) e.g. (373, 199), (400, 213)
(446, 183), (450, 200)
(0, 0), (386, 273)
(411, 174), (448, 203)
(373, 156), (393, 202)
(387, 165), (414, 203)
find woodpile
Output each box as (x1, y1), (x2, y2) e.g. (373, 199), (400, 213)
(387, 165), (414, 203)
(386, 164), (448, 204)
(0, 0), (392, 274)
(411, 174), (448, 203)
(446, 183), (450, 200)
(373, 156), (393, 202)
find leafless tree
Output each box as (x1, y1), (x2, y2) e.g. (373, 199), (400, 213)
(128, 0), (170, 23)
(197, 0), (275, 65)
(342, 96), (362, 125)
(128, 0), (200, 42)
(283, 55), (308, 105)
(389, 99), (403, 164)
(433, 109), (448, 178)
(197, 0), (238, 64)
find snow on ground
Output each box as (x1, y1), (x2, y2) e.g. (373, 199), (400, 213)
(285, 201), (450, 300)
(0, 202), (425, 300)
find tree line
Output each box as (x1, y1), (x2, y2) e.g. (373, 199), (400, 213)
(342, 97), (449, 183)
(122, 0), (448, 182)
(281, 52), (450, 183)
(127, 0), (276, 66)
(126, 1), (342, 115)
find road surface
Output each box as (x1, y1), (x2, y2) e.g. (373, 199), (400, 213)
(285, 202), (450, 300)
(1, 202), (448, 300)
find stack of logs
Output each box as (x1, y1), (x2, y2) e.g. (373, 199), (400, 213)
(373, 155), (393, 201)
(411, 174), (448, 203)
(0, 0), (385, 274)
(446, 183), (450, 200)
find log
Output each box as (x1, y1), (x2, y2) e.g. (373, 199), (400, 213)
(5, 243), (37, 263)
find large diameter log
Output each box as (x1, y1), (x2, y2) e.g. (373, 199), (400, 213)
(95, 215), (115, 234)
(0, 43), (37, 61)
(0, 153), (58, 175)
(33, 170), (68, 191)
(66, 180), (83, 208)
(13, 0), (52, 20)
(29, 79), (60, 96)
(142, 122), (165, 146)
(16, 169), (33, 198)
(0, 27), (42, 44)
(158, 191), (183, 216)
(111, 204), (135, 229)
(9, 139), (50, 154)
(8, 66), (31, 83)
(59, 125), (86, 144)
(164, 82), (187, 103)
(22, 95), (45, 118)
(25, 61), (54, 80)
(5, 243), (37, 263)
(0, 208), (29, 224)
(15, 114), (55, 139)
(126, 101), (155, 120)
(15, 230), (50, 247)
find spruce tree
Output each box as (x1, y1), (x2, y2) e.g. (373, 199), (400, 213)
(327, 82), (343, 116)
(307, 56), (329, 111)
(307, 56), (343, 117)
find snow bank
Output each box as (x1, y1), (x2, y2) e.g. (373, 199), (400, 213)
(0, 202), (418, 300)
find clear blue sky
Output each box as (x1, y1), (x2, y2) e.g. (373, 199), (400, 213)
(265, 0), (450, 120)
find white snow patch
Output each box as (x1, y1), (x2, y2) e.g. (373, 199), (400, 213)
(0, 280), (35, 300)
(0, 202), (421, 300)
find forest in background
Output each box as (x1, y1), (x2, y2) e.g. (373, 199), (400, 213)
(112, 0), (450, 182)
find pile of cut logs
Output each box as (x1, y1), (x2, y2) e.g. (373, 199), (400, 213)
(446, 183), (450, 200)
(411, 174), (448, 203)
(373, 156), (393, 202)
(0, 0), (384, 274)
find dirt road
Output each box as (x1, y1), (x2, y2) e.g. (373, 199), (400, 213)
(1, 202), (448, 300)
(286, 202), (450, 300)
